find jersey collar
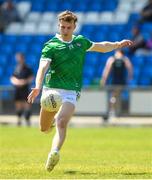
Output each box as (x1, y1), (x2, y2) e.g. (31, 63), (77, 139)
(55, 33), (75, 43)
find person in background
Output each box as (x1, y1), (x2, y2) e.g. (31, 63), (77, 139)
(0, 0), (21, 32)
(140, 0), (152, 23)
(10, 52), (34, 126)
(146, 33), (152, 51)
(128, 26), (146, 55)
(100, 50), (133, 118)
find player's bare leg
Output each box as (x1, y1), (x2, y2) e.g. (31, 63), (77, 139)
(45, 102), (75, 171)
(52, 102), (75, 150)
(39, 108), (57, 133)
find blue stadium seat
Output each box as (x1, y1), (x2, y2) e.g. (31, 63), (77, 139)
(26, 54), (39, 67)
(141, 23), (152, 34)
(0, 77), (10, 85)
(85, 53), (98, 67)
(108, 32), (121, 41)
(111, 24), (125, 33)
(138, 77), (151, 86)
(103, 0), (118, 11)
(0, 54), (8, 67)
(95, 63), (104, 79)
(28, 43), (43, 54)
(80, 25), (95, 36)
(75, 3), (87, 11)
(17, 35), (33, 44)
(131, 55), (144, 67)
(83, 66), (95, 79)
(144, 56), (152, 66)
(31, 2), (44, 12)
(58, 2), (72, 12)
(92, 31), (107, 42)
(14, 43), (28, 54)
(0, 66), (3, 81)
(33, 35), (49, 44)
(45, 3), (59, 11)
(129, 13), (140, 24)
(0, 44), (13, 55)
(88, 2), (103, 11)
(3, 35), (17, 44)
(82, 77), (92, 87)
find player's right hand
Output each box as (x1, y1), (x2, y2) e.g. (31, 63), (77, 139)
(27, 88), (41, 104)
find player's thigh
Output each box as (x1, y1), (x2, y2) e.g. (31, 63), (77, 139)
(55, 102), (75, 126)
(23, 101), (31, 110)
(15, 101), (24, 109)
(39, 108), (57, 129)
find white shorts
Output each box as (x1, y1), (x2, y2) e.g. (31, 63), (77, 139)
(42, 87), (79, 106)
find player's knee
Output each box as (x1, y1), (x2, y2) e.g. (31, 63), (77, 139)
(56, 117), (67, 129)
(40, 126), (51, 133)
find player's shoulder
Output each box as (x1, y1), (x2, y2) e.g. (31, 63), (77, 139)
(46, 36), (58, 44)
(74, 34), (86, 40)
(43, 36), (58, 48)
(108, 56), (115, 62)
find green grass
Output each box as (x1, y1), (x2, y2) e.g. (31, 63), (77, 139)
(0, 126), (152, 179)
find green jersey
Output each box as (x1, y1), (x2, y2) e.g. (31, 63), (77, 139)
(41, 34), (93, 91)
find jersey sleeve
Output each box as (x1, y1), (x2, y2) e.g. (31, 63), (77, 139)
(41, 42), (54, 62)
(79, 35), (93, 51)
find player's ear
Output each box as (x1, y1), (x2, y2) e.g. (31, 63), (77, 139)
(74, 23), (76, 29)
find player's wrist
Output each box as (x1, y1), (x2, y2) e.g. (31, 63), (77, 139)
(114, 42), (119, 49)
(35, 83), (42, 90)
(33, 87), (41, 91)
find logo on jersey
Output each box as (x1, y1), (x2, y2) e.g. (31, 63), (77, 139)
(76, 43), (81, 47)
(68, 44), (74, 50)
(57, 45), (66, 50)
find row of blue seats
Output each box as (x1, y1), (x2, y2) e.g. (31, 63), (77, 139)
(0, 50), (152, 86)
(1, 22), (151, 43)
(31, 2), (118, 12)
(0, 0), (118, 12)
(1, 47), (152, 69)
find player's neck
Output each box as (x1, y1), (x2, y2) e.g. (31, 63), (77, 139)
(60, 34), (72, 42)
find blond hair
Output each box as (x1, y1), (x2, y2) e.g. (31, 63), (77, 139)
(58, 10), (77, 24)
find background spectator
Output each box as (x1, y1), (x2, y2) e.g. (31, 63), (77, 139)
(10, 52), (34, 126)
(0, 0), (21, 32)
(140, 0), (152, 23)
(128, 26), (146, 54)
(101, 50), (133, 118)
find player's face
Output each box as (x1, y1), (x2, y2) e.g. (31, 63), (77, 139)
(16, 54), (24, 64)
(115, 51), (123, 58)
(58, 20), (76, 37)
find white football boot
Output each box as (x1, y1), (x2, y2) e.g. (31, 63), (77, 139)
(45, 151), (60, 172)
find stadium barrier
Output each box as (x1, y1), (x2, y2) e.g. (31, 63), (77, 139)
(0, 85), (152, 116)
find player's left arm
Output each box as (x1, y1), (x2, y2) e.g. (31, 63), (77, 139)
(101, 57), (114, 86)
(89, 40), (133, 53)
(124, 57), (133, 80)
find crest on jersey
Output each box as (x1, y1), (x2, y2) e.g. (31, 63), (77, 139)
(76, 43), (81, 47)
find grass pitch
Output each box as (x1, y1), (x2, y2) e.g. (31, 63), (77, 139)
(0, 125), (152, 179)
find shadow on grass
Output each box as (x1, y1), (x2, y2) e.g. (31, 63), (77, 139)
(64, 170), (151, 177)
(64, 170), (96, 176)
(123, 172), (150, 176)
